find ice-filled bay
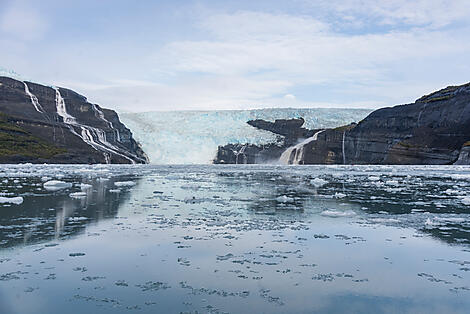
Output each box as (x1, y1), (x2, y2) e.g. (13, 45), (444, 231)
(0, 164), (469, 313)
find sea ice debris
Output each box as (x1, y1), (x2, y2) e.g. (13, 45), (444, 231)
(43, 180), (72, 191)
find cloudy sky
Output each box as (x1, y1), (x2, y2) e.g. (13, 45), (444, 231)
(1, 0), (469, 112)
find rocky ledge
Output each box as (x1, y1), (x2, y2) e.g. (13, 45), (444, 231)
(214, 118), (320, 164)
(0, 76), (147, 164)
(214, 82), (470, 165)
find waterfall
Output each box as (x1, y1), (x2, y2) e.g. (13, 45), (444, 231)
(417, 103), (427, 127)
(91, 104), (121, 142)
(342, 131), (346, 165)
(279, 130), (324, 165)
(53, 87), (141, 164)
(54, 88), (77, 124)
(235, 145), (247, 164)
(23, 82), (45, 113)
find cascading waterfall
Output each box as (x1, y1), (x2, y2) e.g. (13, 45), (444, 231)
(91, 104), (121, 142)
(342, 131), (346, 165)
(279, 130), (324, 165)
(417, 103), (427, 127)
(23, 82), (45, 113)
(53, 87), (140, 164)
(235, 145), (247, 164)
(24, 82), (57, 141)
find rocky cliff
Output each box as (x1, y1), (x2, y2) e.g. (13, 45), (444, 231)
(0, 76), (147, 164)
(215, 82), (470, 165)
(214, 118), (319, 164)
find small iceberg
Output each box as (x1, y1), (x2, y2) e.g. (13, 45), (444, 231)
(44, 180), (72, 191)
(114, 181), (136, 187)
(321, 210), (356, 217)
(0, 196), (24, 205)
(310, 178), (328, 187)
(69, 192), (87, 199)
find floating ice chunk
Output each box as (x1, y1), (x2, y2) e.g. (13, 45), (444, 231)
(461, 197), (470, 205)
(425, 218), (439, 226)
(80, 183), (92, 190)
(69, 217), (88, 221)
(310, 178), (328, 187)
(43, 180), (72, 191)
(385, 180), (399, 186)
(444, 189), (462, 195)
(333, 192), (346, 198)
(109, 189), (121, 193)
(321, 210), (356, 217)
(276, 195), (294, 203)
(368, 176), (380, 181)
(69, 192), (87, 199)
(114, 181), (136, 187)
(0, 196), (23, 205)
(434, 217), (465, 223)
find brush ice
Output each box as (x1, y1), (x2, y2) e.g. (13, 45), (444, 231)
(121, 108), (371, 164)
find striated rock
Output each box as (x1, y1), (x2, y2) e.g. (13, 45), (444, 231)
(215, 82), (470, 165)
(454, 144), (470, 165)
(302, 82), (470, 165)
(247, 118), (315, 146)
(214, 118), (318, 164)
(0, 76), (147, 164)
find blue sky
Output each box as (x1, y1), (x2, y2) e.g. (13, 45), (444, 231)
(1, 0), (469, 112)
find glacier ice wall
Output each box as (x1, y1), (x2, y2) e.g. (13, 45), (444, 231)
(121, 108), (372, 164)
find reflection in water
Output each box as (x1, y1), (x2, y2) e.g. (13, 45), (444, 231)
(0, 175), (140, 248)
(0, 164), (469, 314)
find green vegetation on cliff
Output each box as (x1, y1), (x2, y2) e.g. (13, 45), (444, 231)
(0, 113), (65, 159)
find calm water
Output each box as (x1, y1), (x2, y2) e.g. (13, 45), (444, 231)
(0, 164), (469, 313)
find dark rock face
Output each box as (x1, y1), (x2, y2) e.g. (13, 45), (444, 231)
(0, 76), (147, 164)
(214, 143), (286, 164)
(215, 82), (470, 165)
(303, 82), (470, 165)
(214, 118), (318, 164)
(247, 118), (315, 146)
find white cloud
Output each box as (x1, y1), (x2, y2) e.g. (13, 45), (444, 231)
(0, 2), (48, 41)
(299, 0), (470, 28)
(1, 2), (469, 112)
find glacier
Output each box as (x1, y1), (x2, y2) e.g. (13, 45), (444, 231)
(121, 108), (372, 164)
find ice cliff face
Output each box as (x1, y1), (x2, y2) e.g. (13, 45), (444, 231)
(121, 108), (372, 164)
(0, 76), (147, 164)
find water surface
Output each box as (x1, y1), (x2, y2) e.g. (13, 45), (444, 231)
(0, 164), (469, 313)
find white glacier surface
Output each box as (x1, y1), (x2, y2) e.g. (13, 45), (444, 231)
(121, 108), (372, 164)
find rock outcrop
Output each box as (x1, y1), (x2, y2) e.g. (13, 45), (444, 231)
(215, 82), (470, 165)
(214, 118), (319, 164)
(0, 76), (147, 164)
